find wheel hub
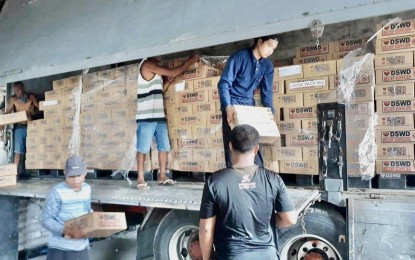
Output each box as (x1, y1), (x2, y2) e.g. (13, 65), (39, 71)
(283, 236), (340, 260)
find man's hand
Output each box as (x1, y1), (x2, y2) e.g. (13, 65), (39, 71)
(64, 225), (87, 239)
(226, 106), (235, 125)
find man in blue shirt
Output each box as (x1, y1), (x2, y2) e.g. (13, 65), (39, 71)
(218, 35), (280, 168)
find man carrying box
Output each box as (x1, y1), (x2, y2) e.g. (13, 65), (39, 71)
(135, 55), (199, 190)
(5, 81), (39, 176)
(218, 35), (279, 168)
(41, 156), (92, 260)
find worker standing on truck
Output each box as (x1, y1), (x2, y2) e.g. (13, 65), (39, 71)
(40, 156), (92, 260)
(136, 55), (199, 190)
(5, 81), (39, 177)
(218, 35), (279, 168)
(199, 124), (297, 260)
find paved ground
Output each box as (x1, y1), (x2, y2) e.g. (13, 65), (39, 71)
(30, 231), (154, 260)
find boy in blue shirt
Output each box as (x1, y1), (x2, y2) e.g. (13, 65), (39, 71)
(41, 156), (92, 260)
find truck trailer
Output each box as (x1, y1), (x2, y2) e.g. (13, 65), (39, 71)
(1, 1), (415, 260)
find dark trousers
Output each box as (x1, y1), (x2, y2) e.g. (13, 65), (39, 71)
(221, 110), (264, 168)
(46, 247), (89, 260)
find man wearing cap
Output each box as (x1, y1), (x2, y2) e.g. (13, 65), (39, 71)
(41, 156), (92, 260)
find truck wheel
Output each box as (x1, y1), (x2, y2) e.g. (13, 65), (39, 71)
(278, 206), (347, 260)
(153, 210), (201, 260)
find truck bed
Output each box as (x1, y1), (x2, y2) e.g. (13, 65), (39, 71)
(0, 179), (320, 212)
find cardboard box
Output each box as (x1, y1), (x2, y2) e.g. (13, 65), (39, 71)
(273, 57), (294, 67)
(179, 91), (208, 104)
(0, 164), (17, 176)
(208, 137), (224, 149)
(170, 149), (193, 160)
(280, 160), (318, 175)
(346, 115), (375, 132)
(178, 138), (206, 149)
(293, 54), (332, 65)
(296, 43), (334, 58)
(0, 111), (28, 126)
(286, 76), (330, 93)
(209, 161), (227, 173)
(284, 106), (317, 120)
(376, 160), (415, 173)
(193, 149), (217, 160)
(334, 37), (369, 53)
(276, 120), (301, 133)
(168, 80), (194, 93)
(263, 161), (280, 173)
(352, 86), (375, 103)
(376, 99), (415, 113)
(193, 103), (216, 114)
(274, 93), (303, 108)
(53, 79), (66, 89)
(376, 113), (414, 129)
(345, 102), (375, 116)
(45, 89), (62, 100)
(376, 35), (415, 54)
(163, 93), (177, 105)
(302, 146), (319, 161)
(178, 160), (208, 172)
(375, 83), (415, 99)
(64, 212), (127, 238)
(303, 60), (337, 78)
(0, 175), (17, 187)
(376, 67), (415, 84)
(377, 20), (415, 38)
(232, 105), (280, 144)
(276, 65), (303, 80)
(177, 114), (206, 126)
(178, 65), (220, 80)
(169, 127), (192, 138)
(376, 130), (415, 143)
(303, 90), (336, 106)
(39, 100), (63, 111)
(285, 131), (319, 146)
(272, 147), (302, 161)
(44, 109), (63, 119)
(377, 143), (414, 159)
(207, 113), (222, 125)
(375, 51), (414, 69)
(192, 126), (221, 137)
(302, 119), (318, 132)
(193, 76), (220, 91)
(208, 89), (220, 102)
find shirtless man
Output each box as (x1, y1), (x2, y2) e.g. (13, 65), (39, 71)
(6, 82), (39, 174)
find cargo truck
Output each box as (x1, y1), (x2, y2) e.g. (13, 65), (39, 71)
(1, 1), (415, 260)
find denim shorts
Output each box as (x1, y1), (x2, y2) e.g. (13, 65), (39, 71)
(136, 121), (170, 153)
(14, 127), (27, 154)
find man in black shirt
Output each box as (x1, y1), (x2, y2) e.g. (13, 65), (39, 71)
(199, 124), (297, 260)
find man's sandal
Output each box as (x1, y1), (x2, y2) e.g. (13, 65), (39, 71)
(137, 183), (150, 190)
(158, 179), (176, 186)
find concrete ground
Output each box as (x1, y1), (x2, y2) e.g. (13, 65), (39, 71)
(31, 231), (153, 260)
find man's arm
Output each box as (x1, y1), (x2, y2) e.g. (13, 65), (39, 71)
(142, 55), (199, 79)
(218, 55), (238, 124)
(199, 217), (216, 260)
(259, 63), (275, 113)
(40, 189), (65, 236)
(5, 97), (16, 114)
(29, 94), (39, 109)
(276, 211), (297, 228)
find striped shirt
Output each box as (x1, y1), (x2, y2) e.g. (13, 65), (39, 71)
(41, 182), (92, 251)
(136, 61), (166, 122)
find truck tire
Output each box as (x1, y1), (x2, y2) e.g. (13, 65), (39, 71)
(277, 205), (347, 260)
(153, 210), (201, 260)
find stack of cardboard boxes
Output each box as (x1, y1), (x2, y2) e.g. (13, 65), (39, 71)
(0, 164), (17, 187)
(272, 38), (376, 176)
(26, 64), (140, 171)
(374, 19), (415, 174)
(158, 62), (224, 172)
